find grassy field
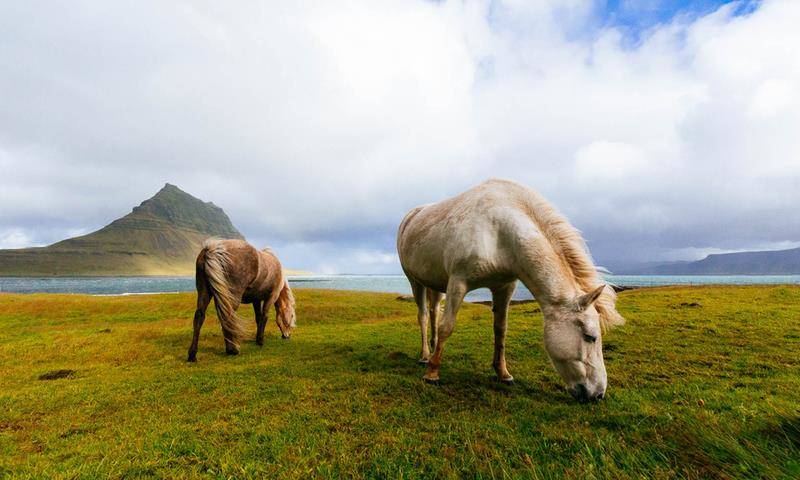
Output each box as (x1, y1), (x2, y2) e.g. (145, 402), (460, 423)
(1, 286), (799, 479)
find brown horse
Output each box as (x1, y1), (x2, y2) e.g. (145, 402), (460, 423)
(187, 238), (296, 362)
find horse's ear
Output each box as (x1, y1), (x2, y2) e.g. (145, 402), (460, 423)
(577, 285), (605, 310)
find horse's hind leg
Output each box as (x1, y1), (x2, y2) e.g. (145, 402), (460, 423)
(188, 276), (211, 362)
(253, 300), (265, 346)
(410, 280), (431, 363)
(427, 289), (444, 351)
(423, 277), (467, 383)
(491, 282), (516, 384)
(219, 296), (243, 355)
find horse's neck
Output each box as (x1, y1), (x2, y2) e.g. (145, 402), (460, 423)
(519, 244), (580, 306)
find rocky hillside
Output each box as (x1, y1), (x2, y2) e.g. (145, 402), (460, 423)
(634, 247), (800, 275)
(0, 184), (245, 276)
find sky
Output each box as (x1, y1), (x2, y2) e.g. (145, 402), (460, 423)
(1, 0), (798, 274)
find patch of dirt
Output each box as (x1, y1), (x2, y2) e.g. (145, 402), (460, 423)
(670, 302), (703, 309)
(98, 328), (112, 333)
(59, 426), (98, 438)
(38, 369), (76, 381)
(387, 351), (412, 361)
(0, 421), (24, 432)
(612, 285), (639, 292)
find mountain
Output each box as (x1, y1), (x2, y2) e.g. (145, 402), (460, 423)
(631, 247), (800, 275)
(0, 184), (245, 276)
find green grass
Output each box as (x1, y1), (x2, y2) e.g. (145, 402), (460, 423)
(1, 286), (799, 479)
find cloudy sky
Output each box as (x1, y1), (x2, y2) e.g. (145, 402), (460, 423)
(1, 0), (798, 273)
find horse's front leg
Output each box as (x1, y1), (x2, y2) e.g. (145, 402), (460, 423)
(491, 283), (516, 384)
(423, 278), (467, 383)
(410, 280), (430, 363)
(253, 300), (265, 346)
(427, 289), (444, 351)
(264, 288), (281, 339)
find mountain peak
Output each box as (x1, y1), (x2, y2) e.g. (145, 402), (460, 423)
(148, 183), (203, 205)
(157, 182), (180, 193)
(0, 183), (246, 275)
(126, 183), (243, 239)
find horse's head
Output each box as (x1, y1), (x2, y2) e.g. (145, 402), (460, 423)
(541, 285), (607, 403)
(275, 281), (297, 339)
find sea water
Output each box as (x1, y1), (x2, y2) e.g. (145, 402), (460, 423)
(2, 274), (799, 302)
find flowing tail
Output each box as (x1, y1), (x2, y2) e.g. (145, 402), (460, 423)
(201, 239), (247, 349)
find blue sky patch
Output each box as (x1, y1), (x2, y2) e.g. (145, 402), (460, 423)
(597, 0), (761, 44)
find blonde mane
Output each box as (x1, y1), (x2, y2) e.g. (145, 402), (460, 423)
(520, 188), (625, 331)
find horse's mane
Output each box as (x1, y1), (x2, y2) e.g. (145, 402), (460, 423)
(518, 185), (625, 331)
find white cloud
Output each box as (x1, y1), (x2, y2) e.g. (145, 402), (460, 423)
(573, 141), (648, 183)
(0, 0), (798, 273)
(0, 229), (38, 249)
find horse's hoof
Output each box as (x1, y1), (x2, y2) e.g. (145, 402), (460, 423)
(498, 377), (515, 386)
(225, 349), (240, 356)
(423, 375), (440, 384)
(418, 358), (430, 365)
(187, 353), (197, 362)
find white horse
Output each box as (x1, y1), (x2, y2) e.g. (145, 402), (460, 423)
(397, 179), (624, 402)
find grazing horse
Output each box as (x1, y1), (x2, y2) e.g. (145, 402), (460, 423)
(397, 179), (624, 402)
(187, 238), (296, 362)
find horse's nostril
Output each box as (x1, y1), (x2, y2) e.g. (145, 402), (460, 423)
(595, 392), (605, 401)
(569, 383), (590, 403)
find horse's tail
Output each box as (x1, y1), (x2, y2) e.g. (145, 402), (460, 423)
(201, 239), (247, 349)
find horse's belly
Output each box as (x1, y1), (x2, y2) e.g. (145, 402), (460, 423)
(402, 242), (517, 293)
(241, 288), (270, 304)
(465, 271), (518, 291)
(400, 250), (449, 292)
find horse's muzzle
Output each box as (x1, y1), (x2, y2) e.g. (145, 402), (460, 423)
(569, 383), (605, 403)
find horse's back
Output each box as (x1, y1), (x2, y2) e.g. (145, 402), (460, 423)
(399, 179), (541, 249)
(245, 248), (283, 299)
(398, 179), (542, 288)
(199, 239), (260, 295)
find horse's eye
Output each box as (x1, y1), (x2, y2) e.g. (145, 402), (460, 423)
(582, 333), (597, 343)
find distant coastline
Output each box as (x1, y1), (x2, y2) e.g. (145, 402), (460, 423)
(619, 247), (800, 275)
(3, 274), (800, 300)
(0, 269), (311, 278)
